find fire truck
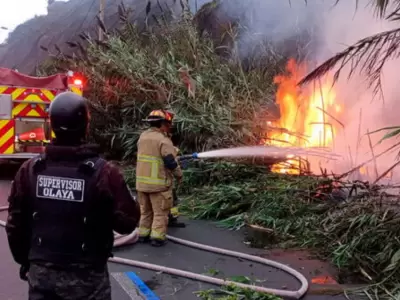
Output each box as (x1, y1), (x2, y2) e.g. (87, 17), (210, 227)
(0, 68), (83, 160)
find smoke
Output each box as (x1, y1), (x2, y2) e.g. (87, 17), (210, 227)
(215, 0), (400, 181)
(317, 1), (400, 182)
(188, 0), (210, 12)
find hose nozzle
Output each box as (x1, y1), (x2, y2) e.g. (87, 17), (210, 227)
(178, 152), (198, 162)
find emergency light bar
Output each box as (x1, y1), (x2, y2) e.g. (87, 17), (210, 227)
(73, 79), (83, 85)
(67, 70), (84, 87)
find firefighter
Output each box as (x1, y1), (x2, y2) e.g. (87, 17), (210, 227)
(6, 92), (140, 300)
(136, 109), (183, 247)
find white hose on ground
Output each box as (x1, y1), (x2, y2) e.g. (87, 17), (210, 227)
(0, 205), (309, 299)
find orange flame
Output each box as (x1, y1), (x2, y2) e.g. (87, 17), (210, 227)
(359, 166), (367, 175)
(267, 59), (341, 174)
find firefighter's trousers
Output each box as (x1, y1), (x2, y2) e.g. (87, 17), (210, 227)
(138, 190), (173, 241)
(170, 188), (179, 219)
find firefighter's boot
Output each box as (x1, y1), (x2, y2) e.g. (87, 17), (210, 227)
(151, 239), (167, 247)
(168, 213), (186, 228)
(138, 236), (150, 243)
(168, 205), (186, 228)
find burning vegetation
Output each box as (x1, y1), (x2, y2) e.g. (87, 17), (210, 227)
(266, 58), (341, 175)
(266, 58), (396, 186)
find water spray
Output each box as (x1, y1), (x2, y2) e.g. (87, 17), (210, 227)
(178, 145), (340, 161)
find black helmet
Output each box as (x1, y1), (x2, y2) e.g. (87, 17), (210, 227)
(49, 92), (90, 142)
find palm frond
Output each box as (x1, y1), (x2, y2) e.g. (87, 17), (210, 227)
(384, 1), (400, 20)
(298, 26), (400, 96)
(344, 0), (400, 19)
(371, 0), (391, 18)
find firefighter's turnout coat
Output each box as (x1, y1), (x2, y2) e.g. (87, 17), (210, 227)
(136, 128), (182, 192)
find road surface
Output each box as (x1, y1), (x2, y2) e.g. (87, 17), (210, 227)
(0, 166), (349, 300)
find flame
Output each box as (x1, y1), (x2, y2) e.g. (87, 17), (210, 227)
(311, 275), (338, 285)
(267, 59), (341, 174)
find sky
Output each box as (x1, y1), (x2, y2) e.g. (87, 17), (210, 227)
(0, 0), (50, 43)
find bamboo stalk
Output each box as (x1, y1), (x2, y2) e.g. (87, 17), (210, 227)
(315, 107), (344, 129)
(348, 145), (354, 169)
(319, 131), (322, 147)
(318, 78), (326, 147)
(367, 129), (379, 181)
(328, 123), (335, 151)
(354, 108), (363, 168)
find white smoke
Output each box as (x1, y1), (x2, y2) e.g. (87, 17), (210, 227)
(316, 1), (400, 182)
(214, 0), (400, 182)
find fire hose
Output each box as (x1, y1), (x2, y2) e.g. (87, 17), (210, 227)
(0, 205), (308, 299)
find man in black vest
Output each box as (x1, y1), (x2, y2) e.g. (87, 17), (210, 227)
(6, 92), (140, 300)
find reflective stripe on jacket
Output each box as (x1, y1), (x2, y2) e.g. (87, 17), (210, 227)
(136, 128), (181, 193)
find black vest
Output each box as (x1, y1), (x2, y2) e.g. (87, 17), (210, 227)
(27, 154), (114, 266)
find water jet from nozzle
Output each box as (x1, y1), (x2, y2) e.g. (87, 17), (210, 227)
(195, 146), (340, 160)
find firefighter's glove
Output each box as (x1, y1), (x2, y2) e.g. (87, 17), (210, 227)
(19, 264), (29, 281)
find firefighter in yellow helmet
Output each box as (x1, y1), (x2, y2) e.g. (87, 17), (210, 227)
(136, 109), (183, 247)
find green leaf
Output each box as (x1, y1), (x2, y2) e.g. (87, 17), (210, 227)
(378, 128), (400, 144)
(383, 249), (400, 273)
(368, 126), (400, 135)
(228, 275), (251, 284)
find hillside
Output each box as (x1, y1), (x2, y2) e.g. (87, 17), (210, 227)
(0, 0), (209, 74)
(0, 0), (320, 75)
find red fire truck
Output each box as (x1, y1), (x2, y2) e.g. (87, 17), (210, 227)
(0, 68), (83, 159)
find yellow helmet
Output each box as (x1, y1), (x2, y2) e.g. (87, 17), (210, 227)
(143, 109), (174, 123)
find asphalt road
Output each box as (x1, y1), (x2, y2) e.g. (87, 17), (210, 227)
(0, 167), (350, 300)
